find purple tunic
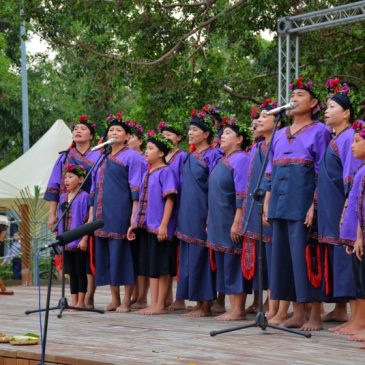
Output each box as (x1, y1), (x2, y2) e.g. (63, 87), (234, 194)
(44, 147), (101, 201)
(242, 141), (273, 243)
(58, 191), (89, 250)
(317, 127), (361, 244)
(207, 151), (249, 253)
(133, 165), (178, 240)
(90, 147), (146, 239)
(176, 147), (223, 245)
(340, 164), (365, 246)
(266, 122), (331, 220)
(168, 149), (188, 192)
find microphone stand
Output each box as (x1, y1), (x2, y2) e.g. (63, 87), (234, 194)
(210, 113), (311, 339)
(25, 148), (108, 318)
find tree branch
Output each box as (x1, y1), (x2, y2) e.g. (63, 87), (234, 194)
(158, 1), (214, 9)
(50, 0), (245, 66)
(223, 85), (261, 104)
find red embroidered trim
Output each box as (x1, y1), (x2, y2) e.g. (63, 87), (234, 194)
(305, 244), (322, 288)
(273, 158), (314, 167)
(329, 139), (340, 157)
(324, 245), (331, 296)
(207, 241), (242, 255)
(241, 236), (256, 280)
(94, 231), (127, 239)
(89, 236), (96, 276)
(241, 231), (272, 244)
(176, 231), (207, 247)
(209, 248), (217, 271)
(317, 234), (341, 245)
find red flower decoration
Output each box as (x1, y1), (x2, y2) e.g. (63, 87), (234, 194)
(221, 116), (229, 126)
(297, 76), (304, 88)
(116, 112), (123, 121)
(202, 104), (211, 113)
(191, 109), (199, 116)
(250, 107), (259, 118)
(79, 114), (88, 122)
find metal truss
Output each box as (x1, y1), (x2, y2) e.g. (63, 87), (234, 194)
(277, 1), (365, 103)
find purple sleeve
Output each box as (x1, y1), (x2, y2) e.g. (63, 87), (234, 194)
(162, 167), (178, 198)
(233, 154), (250, 208)
(340, 138), (362, 196)
(128, 152), (147, 201)
(44, 152), (66, 202)
(313, 126), (331, 175)
(207, 149), (223, 173)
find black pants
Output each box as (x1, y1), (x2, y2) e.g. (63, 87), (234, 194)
(64, 250), (88, 294)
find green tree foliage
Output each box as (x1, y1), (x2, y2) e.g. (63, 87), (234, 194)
(0, 0), (365, 166)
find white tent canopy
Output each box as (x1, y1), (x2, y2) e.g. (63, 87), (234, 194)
(0, 119), (72, 208)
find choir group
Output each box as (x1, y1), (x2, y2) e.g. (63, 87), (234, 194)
(44, 76), (365, 343)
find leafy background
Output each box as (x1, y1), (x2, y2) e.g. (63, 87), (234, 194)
(1, 0), (365, 168)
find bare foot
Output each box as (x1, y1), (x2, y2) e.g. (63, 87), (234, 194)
(137, 306), (152, 315)
(167, 300), (186, 311)
(106, 302), (120, 311)
(336, 322), (365, 335)
(280, 315), (306, 328)
(141, 306), (167, 315)
(348, 329), (365, 342)
(116, 303), (131, 313)
(268, 314), (288, 325)
(322, 310), (348, 323)
(183, 308), (211, 318)
(245, 304), (258, 314)
(300, 319), (323, 331)
(210, 301), (225, 314)
(216, 311), (246, 321)
(328, 321), (352, 333)
(265, 311), (277, 321)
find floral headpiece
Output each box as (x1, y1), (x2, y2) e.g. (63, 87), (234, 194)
(202, 104), (222, 126)
(105, 112), (130, 134)
(222, 116), (251, 136)
(250, 106), (260, 119)
(70, 114), (96, 135)
(326, 79), (360, 120)
(63, 164), (87, 178)
(157, 120), (185, 137)
(326, 77), (350, 95)
(289, 76), (318, 98)
(260, 99), (278, 111)
(352, 120), (365, 138)
(146, 129), (174, 155)
(190, 108), (216, 134)
(125, 120), (144, 138)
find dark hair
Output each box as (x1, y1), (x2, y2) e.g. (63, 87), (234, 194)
(0, 224), (7, 233)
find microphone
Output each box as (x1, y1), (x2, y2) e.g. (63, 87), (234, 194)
(265, 102), (298, 115)
(91, 138), (116, 151)
(40, 220), (104, 251)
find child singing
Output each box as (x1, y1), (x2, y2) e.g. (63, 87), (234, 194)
(128, 131), (178, 315)
(58, 164), (89, 308)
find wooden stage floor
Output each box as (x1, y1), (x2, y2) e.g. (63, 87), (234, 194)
(0, 285), (363, 364)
